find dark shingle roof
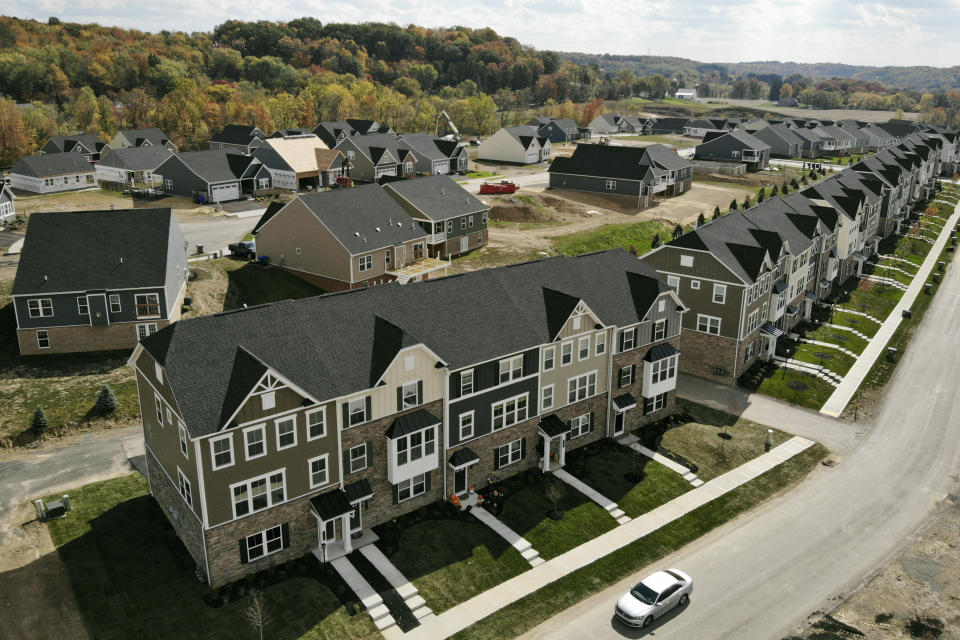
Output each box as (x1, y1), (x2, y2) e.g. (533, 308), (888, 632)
(162, 151), (253, 183)
(384, 175), (487, 222)
(12, 154), (95, 178)
(45, 134), (107, 153)
(96, 146), (173, 171)
(539, 414), (570, 437)
(141, 249), (670, 437)
(12, 209), (175, 295)
(118, 128), (172, 147)
(295, 184), (426, 253)
(210, 125), (264, 145)
(449, 448), (479, 468)
(385, 409), (441, 439)
(549, 143), (690, 181)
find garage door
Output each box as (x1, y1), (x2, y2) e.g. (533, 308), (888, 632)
(210, 183), (239, 203)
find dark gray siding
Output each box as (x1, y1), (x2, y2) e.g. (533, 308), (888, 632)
(443, 211), (487, 240)
(447, 376), (540, 447)
(550, 172), (645, 197)
(163, 216), (188, 309)
(14, 286), (168, 329)
(156, 157), (209, 199)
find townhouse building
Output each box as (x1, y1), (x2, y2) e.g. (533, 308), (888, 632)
(130, 249), (684, 587)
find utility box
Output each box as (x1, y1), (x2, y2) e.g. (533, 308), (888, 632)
(886, 347), (897, 363)
(902, 309), (912, 319)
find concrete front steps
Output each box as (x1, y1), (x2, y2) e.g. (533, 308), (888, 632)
(330, 556), (397, 632)
(863, 274), (908, 291)
(618, 434), (705, 488)
(552, 468), (631, 525)
(773, 356), (842, 386)
(359, 545), (434, 622)
(823, 323), (872, 341)
(833, 307), (884, 325)
(470, 505), (544, 567)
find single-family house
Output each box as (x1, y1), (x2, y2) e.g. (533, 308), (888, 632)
(777, 97), (799, 107)
(9, 155), (98, 194)
(397, 133), (469, 175)
(11, 208), (187, 355)
(95, 147), (174, 189)
(334, 134), (417, 183)
(549, 143), (693, 206)
(129, 247), (683, 588)
(588, 114), (624, 135)
(246, 136), (330, 193)
(528, 118), (590, 143)
(253, 184), (439, 290)
(39, 134), (111, 162)
(155, 151), (254, 203)
(383, 175), (489, 258)
(312, 121), (358, 148)
(695, 130), (771, 171)
(683, 119), (725, 138)
(650, 118), (692, 135)
(268, 128), (314, 139)
(314, 149), (351, 187)
(621, 116), (654, 135)
(0, 182), (15, 224)
(789, 126), (825, 158)
(674, 88), (698, 101)
(745, 123), (804, 158)
(811, 126), (856, 155)
(477, 126), (552, 164)
(111, 128), (178, 152)
(209, 125), (267, 155)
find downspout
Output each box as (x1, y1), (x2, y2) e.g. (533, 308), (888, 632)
(604, 326), (615, 438)
(442, 367), (450, 501)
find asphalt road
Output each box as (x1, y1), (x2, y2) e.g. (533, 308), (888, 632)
(181, 216), (257, 255)
(520, 261), (960, 639)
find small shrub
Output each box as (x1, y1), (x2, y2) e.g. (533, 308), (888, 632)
(32, 407), (50, 438)
(95, 384), (118, 415)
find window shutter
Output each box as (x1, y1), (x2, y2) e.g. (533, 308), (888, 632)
(523, 350), (537, 375)
(341, 404), (349, 428)
(425, 472), (432, 492)
(365, 441), (374, 469)
(651, 324), (656, 343)
(618, 331), (625, 352)
(632, 328), (638, 347)
(342, 450), (350, 474)
(631, 364), (636, 385)
(364, 396), (372, 422)
(493, 448), (500, 470)
(239, 539), (249, 564)
(450, 372), (461, 399)
(588, 412), (594, 433)
(281, 523), (290, 549)
(520, 438), (527, 460)
(392, 483), (399, 505)
(417, 381), (423, 405)
(396, 387), (403, 412)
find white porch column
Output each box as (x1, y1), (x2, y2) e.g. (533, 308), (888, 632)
(542, 435), (551, 473)
(341, 513), (353, 553)
(559, 436), (566, 466)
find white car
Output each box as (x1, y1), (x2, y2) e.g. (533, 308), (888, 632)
(615, 568), (692, 628)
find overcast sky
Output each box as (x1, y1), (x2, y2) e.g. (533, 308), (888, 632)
(8, 0), (960, 67)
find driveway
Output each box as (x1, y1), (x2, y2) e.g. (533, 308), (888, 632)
(521, 260), (960, 639)
(180, 216), (257, 255)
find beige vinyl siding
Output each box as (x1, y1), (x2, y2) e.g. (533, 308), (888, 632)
(343, 345), (445, 422)
(255, 199), (352, 281)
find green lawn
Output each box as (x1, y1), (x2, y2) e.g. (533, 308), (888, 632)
(489, 220), (568, 231)
(620, 134), (698, 148)
(870, 264), (914, 286)
(464, 170), (501, 179)
(807, 325), (869, 354)
(450, 443), (829, 640)
(828, 310), (880, 337)
(449, 245), (548, 274)
(498, 478), (618, 560)
(879, 257), (918, 274)
(565, 443), (692, 519)
(46, 474), (378, 640)
(550, 221), (677, 257)
(791, 343), (857, 377)
(754, 368), (836, 410)
(846, 281), (904, 320)
(379, 517), (529, 614)
(666, 401), (793, 481)
(697, 179), (759, 194)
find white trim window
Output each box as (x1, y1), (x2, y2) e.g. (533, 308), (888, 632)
(569, 413), (591, 439)
(77, 297), (89, 316)
(210, 435), (233, 470)
(135, 293), (161, 318)
(542, 385), (554, 411)
(276, 416), (296, 450)
(492, 393), (528, 431)
(177, 468), (192, 508)
(396, 427), (435, 466)
(397, 472), (427, 502)
(306, 408), (326, 440)
(260, 391), (276, 411)
(651, 356), (677, 384)
(691, 280), (700, 290)
(498, 355), (523, 383)
(36, 330), (50, 349)
(136, 323), (158, 340)
(358, 255), (373, 272)
(348, 443), (368, 473)
(347, 397), (368, 426)
(666, 276), (679, 293)
(246, 525), (283, 561)
(578, 336), (590, 361)
(713, 283), (727, 304)
(746, 310), (760, 334)
(460, 369), (474, 395)
(401, 381), (421, 409)
(697, 314), (721, 335)
(619, 365), (634, 387)
(154, 394), (164, 425)
(621, 329), (635, 352)
(497, 439), (522, 468)
(543, 346), (555, 371)
(595, 332), (606, 356)
(644, 393), (668, 415)
(178, 423), (189, 458)
(652, 319), (666, 342)
(308, 455), (329, 489)
(243, 424), (267, 460)
(231, 470), (285, 517)
(567, 371), (597, 404)
(605, 179), (616, 190)
(28, 298), (53, 318)
(561, 342), (573, 366)
(459, 411), (474, 440)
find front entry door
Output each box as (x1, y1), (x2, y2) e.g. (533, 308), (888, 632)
(323, 518), (340, 543)
(460, 236), (469, 254)
(614, 411), (625, 436)
(454, 468), (467, 493)
(349, 503), (362, 535)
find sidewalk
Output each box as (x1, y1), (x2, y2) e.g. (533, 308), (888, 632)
(820, 200), (960, 417)
(382, 436), (814, 640)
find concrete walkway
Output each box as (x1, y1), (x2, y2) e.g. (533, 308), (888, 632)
(821, 200), (960, 416)
(382, 436), (814, 640)
(618, 435), (704, 488)
(470, 505), (544, 567)
(359, 545), (434, 621)
(330, 556), (396, 631)
(552, 469), (631, 524)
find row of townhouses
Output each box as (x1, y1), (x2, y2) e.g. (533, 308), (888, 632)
(131, 249), (686, 587)
(641, 130), (952, 383)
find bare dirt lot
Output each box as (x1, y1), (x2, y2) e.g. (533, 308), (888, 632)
(787, 499), (960, 640)
(722, 98), (918, 124)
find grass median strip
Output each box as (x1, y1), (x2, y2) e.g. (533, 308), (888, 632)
(450, 443), (829, 640)
(551, 221), (677, 257)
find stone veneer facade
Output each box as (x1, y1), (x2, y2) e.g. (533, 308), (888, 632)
(146, 448), (206, 574)
(674, 329), (741, 383)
